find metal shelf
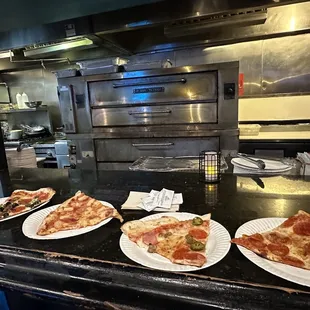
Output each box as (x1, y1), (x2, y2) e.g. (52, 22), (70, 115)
(0, 107), (48, 114)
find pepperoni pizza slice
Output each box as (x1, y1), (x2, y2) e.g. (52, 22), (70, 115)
(0, 188), (55, 219)
(231, 210), (310, 270)
(122, 214), (211, 267)
(37, 191), (123, 235)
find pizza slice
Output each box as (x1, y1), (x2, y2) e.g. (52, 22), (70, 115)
(122, 214), (211, 267)
(231, 210), (310, 270)
(144, 214), (210, 267)
(121, 216), (179, 245)
(0, 188), (55, 218)
(37, 191), (123, 235)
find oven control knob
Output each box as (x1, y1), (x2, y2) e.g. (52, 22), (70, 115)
(224, 83), (236, 99)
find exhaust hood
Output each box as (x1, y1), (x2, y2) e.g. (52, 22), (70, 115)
(23, 37), (94, 58)
(164, 9), (268, 38)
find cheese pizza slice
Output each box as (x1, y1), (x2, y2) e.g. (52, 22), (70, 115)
(231, 210), (310, 270)
(37, 191), (123, 235)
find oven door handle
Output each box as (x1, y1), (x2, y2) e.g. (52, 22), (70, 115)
(132, 143), (174, 147)
(129, 110), (171, 116)
(113, 78), (186, 88)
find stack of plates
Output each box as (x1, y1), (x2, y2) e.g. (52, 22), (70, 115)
(231, 157), (292, 175)
(6, 147), (37, 169)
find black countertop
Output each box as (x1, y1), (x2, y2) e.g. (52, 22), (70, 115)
(0, 168), (310, 309)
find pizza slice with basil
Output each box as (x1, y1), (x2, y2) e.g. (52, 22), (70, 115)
(37, 191), (123, 235)
(0, 188), (55, 219)
(231, 210), (310, 270)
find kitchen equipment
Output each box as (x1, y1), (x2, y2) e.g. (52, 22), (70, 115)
(24, 101), (42, 108)
(6, 129), (23, 140)
(52, 69), (77, 78)
(237, 153), (266, 169)
(20, 124), (46, 136)
(56, 62), (239, 170)
(55, 140), (70, 168)
(77, 57), (128, 76)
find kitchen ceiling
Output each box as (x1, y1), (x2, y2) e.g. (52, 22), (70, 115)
(0, 0), (163, 33)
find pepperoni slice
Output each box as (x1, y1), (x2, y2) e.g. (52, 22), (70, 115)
(266, 232), (290, 244)
(37, 192), (49, 201)
(281, 256), (305, 268)
(184, 252), (206, 261)
(293, 219), (310, 236)
(189, 229), (208, 240)
(172, 247), (205, 263)
(61, 217), (78, 223)
(267, 243), (289, 256)
(304, 243), (310, 257)
(251, 233), (264, 241)
(281, 216), (297, 228)
(248, 237), (267, 250)
(172, 247), (189, 259)
(232, 237), (266, 251)
(10, 206), (27, 214)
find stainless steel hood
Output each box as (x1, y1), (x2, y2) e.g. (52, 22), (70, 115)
(164, 9), (267, 38)
(23, 37), (95, 58)
(0, 0), (308, 71)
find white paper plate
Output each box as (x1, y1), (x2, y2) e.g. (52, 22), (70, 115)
(120, 212), (231, 272)
(231, 158), (292, 172)
(22, 201), (115, 240)
(235, 218), (310, 287)
(0, 197), (50, 223)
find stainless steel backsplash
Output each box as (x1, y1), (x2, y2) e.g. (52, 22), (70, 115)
(1, 31), (310, 128)
(0, 69), (61, 129)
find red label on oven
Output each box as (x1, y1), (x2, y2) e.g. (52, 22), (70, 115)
(239, 73), (244, 96)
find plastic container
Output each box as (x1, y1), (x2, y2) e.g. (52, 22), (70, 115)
(21, 92), (29, 109)
(16, 93), (23, 109)
(239, 124), (261, 136)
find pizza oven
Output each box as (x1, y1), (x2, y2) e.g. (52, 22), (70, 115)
(56, 62), (239, 170)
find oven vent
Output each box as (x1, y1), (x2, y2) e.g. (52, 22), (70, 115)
(164, 8), (267, 38)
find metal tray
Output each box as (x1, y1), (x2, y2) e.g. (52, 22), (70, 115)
(129, 156), (228, 172)
(53, 69), (77, 78)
